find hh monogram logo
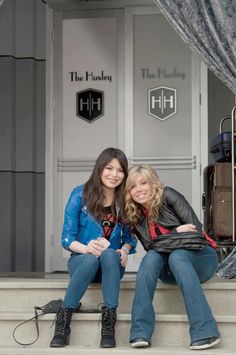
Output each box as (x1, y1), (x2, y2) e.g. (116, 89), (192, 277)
(148, 86), (177, 121)
(76, 89), (104, 123)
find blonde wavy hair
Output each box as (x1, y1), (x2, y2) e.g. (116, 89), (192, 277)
(125, 165), (164, 226)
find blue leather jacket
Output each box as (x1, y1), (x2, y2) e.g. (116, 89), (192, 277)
(61, 184), (137, 254)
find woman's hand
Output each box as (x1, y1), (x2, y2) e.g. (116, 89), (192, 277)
(86, 239), (105, 256)
(116, 249), (129, 267)
(176, 224), (197, 233)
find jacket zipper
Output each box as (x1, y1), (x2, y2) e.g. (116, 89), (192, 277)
(81, 205), (120, 236)
(82, 206), (103, 231)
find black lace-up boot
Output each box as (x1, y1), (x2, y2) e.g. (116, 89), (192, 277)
(50, 307), (73, 347)
(100, 305), (117, 348)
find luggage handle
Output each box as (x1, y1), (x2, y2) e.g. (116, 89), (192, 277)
(231, 105), (236, 242)
(220, 115), (232, 134)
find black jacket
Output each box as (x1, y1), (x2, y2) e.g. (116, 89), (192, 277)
(134, 186), (205, 252)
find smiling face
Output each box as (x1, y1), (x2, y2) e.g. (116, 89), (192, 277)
(129, 173), (153, 208)
(101, 158), (125, 191)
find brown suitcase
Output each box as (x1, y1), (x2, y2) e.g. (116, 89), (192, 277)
(212, 163), (235, 238)
(203, 163), (235, 240)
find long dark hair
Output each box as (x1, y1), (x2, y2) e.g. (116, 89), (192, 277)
(83, 147), (128, 221)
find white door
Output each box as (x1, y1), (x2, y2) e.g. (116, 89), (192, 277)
(124, 6), (207, 271)
(47, 4), (207, 272)
(50, 9), (126, 271)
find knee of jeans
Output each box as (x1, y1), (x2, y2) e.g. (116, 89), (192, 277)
(83, 253), (100, 270)
(168, 250), (188, 269)
(100, 248), (120, 265)
(68, 253), (99, 276)
(140, 250), (164, 271)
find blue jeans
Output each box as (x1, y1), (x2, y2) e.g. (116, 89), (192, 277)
(130, 247), (221, 343)
(63, 248), (125, 309)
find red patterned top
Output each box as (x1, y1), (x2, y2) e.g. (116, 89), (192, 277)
(102, 206), (116, 240)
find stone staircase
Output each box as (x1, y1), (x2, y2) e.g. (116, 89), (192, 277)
(0, 272), (236, 354)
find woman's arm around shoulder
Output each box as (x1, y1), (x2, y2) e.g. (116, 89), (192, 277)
(163, 186), (202, 232)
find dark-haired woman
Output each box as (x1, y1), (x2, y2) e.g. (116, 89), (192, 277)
(50, 147), (136, 348)
(125, 164), (220, 350)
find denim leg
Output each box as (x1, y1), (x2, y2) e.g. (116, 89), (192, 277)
(98, 248), (124, 309)
(130, 250), (165, 343)
(168, 247), (221, 342)
(63, 253), (99, 308)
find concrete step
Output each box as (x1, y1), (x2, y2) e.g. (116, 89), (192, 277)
(1, 274), (236, 355)
(0, 343), (236, 355)
(1, 275), (236, 315)
(1, 312), (236, 346)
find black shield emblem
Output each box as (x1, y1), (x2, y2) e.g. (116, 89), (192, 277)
(76, 89), (104, 123)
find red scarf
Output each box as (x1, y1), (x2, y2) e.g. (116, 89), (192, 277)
(149, 222), (171, 240)
(143, 208), (171, 240)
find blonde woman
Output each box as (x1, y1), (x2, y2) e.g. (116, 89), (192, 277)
(125, 165), (220, 350)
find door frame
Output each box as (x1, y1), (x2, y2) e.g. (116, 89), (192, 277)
(45, 5), (54, 272)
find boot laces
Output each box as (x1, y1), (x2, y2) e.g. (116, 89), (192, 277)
(54, 308), (69, 336)
(101, 307), (116, 336)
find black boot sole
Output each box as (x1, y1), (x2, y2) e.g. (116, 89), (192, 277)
(50, 344), (67, 348)
(100, 340), (116, 348)
(100, 344), (116, 348)
(50, 335), (70, 347)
